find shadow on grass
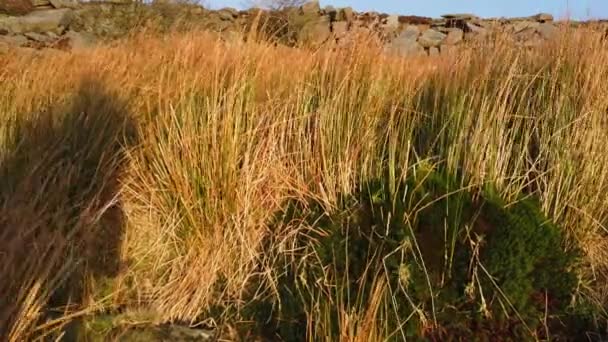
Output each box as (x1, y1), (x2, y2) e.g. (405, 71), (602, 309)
(0, 78), (138, 340)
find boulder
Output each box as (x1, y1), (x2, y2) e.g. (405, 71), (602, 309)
(49, 0), (79, 9)
(444, 28), (463, 45)
(418, 28), (446, 47)
(537, 22), (558, 40)
(0, 9), (73, 35)
(298, 16), (330, 46)
(533, 13), (553, 22)
(441, 13), (479, 21)
(64, 29), (96, 49)
(218, 7), (238, 21)
(388, 25), (425, 56)
(0, 33), (28, 46)
(332, 21), (348, 37)
(384, 14), (399, 30)
(513, 20), (539, 33)
(24, 31), (53, 42)
(33, 0), (52, 7)
(337, 7), (354, 22)
(301, 1), (320, 15)
(429, 46), (440, 56)
(323, 5), (337, 19)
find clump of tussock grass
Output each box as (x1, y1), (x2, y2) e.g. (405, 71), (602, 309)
(1, 26), (608, 339)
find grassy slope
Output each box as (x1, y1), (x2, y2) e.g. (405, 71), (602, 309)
(1, 27), (608, 340)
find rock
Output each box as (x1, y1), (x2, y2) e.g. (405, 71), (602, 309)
(0, 9), (73, 35)
(444, 28), (463, 44)
(301, 1), (320, 15)
(0, 0), (35, 15)
(0, 33), (28, 46)
(299, 16), (330, 46)
(537, 22), (558, 40)
(418, 28), (446, 47)
(466, 22), (487, 34)
(441, 13), (479, 20)
(388, 25), (425, 56)
(24, 31), (53, 42)
(428, 46), (439, 56)
(384, 14), (399, 30)
(513, 20), (539, 33)
(533, 13), (553, 22)
(218, 7), (237, 21)
(514, 27), (537, 42)
(167, 325), (215, 340)
(33, 0), (52, 7)
(337, 7), (354, 22)
(332, 21), (348, 37)
(64, 29), (96, 49)
(49, 0), (78, 9)
(323, 5), (336, 19)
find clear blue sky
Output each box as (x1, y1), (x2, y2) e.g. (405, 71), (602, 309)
(206, 0), (608, 20)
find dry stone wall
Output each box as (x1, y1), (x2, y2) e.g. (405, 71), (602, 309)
(1, 0), (607, 54)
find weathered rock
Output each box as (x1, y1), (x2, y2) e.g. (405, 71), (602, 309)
(332, 21), (348, 37)
(299, 16), (330, 46)
(533, 13), (553, 22)
(466, 22), (487, 34)
(301, 1), (320, 15)
(33, 0), (52, 7)
(64, 29), (96, 49)
(388, 25), (424, 56)
(24, 31), (53, 42)
(49, 0), (79, 9)
(218, 7), (238, 21)
(441, 13), (478, 20)
(444, 28), (463, 45)
(0, 9), (73, 35)
(323, 5), (336, 19)
(337, 7), (354, 22)
(513, 20), (539, 33)
(0, 33), (28, 46)
(418, 28), (446, 47)
(428, 46), (439, 56)
(384, 14), (399, 30)
(537, 22), (558, 40)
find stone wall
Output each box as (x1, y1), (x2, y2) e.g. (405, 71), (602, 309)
(1, 0), (607, 54)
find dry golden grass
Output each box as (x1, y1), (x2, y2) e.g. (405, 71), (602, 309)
(1, 26), (608, 340)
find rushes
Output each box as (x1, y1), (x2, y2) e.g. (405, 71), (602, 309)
(1, 27), (608, 339)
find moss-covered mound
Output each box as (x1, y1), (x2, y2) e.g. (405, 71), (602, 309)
(244, 167), (591, 340)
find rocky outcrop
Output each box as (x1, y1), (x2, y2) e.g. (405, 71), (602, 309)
(0, 0), (606, 56)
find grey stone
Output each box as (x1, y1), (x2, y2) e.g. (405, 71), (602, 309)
(337, 7), (354, 22)
(418, 28), (446, 47)
(513, 20), (539, 33)
(444, 28), (463, 45)
(218, 7), (238, 21)
(389, 25), (425, 56)
(429, 46), (440, 56)
(49, 0), (79, 9)
(332, 21), (348, 37)
(301, 1), (320, 15)
(0, 9), (73, 35)
(441, 13), (479, 20)
(323, 5), (336, 16)
(64, 30), (96, 49)
(299, 16), (331, 46)
(533, 13), (553, 22)
(0, 34), (28, 46)
(466, 22), (487, 34)
(384, 14), (399, 30)
(33, 0), (52, 6)
(24, 31), (53, 42)
(537, 22), (558, 40)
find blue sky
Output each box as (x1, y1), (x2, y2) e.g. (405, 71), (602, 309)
(206, 0), (608, 20)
